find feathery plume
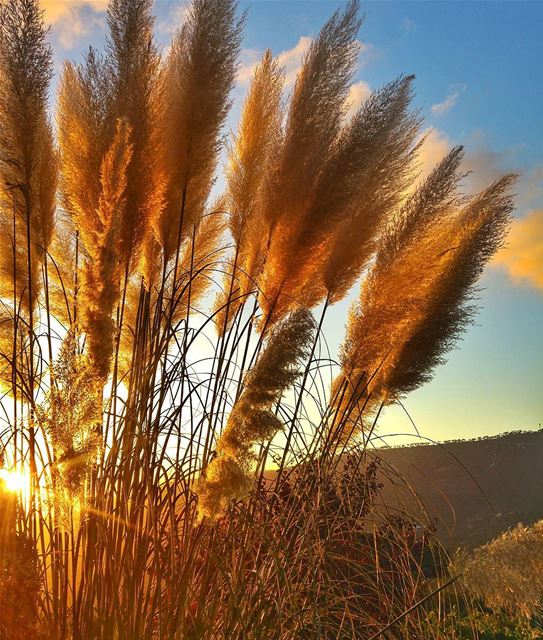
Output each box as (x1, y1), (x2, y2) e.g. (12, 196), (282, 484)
(57, 3), (160, 377)
(259, 75), (421, 323)
(156, 0), (244, 265)
(215, 51), (284, 331)
(331, 157), (515, 437)
(321, 77), (421, 302)
(105, 0), (162, 268)
(0, 0), (56, 314)
(36, 329), (101, 528)
(226, 51), (283, 247)
(332, 149), (465, 416)
(264, 0), (361, 233)
(82, 119), (133, 380)
(197, 308), (316, 520)
(256, 0), (361, 322)
(57, 51), (114, 257)
(385, 174), (516, 398)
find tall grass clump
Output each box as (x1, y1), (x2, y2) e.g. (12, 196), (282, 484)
(454, 520), (543, 621)
(0, 0), (516, 638)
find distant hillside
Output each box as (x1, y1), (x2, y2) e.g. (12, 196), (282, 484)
(372, 430), (543, 550)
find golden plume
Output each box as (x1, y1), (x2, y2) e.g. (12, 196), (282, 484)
(36, 329), (101, 528)
(329, 151), (515, 437)
(258, 75), (421, 324)
(105, 0), (162, 270)
(384, 174), (516, 399)
(320, 76), (420, 302)
(156, 0), (243, 269)
(57, 52), (114, 257)
(215, 50), (284, 332)
(81, 119), (133, 380)
(0, 0), (56, 293)
(0, 0), (56, 399)
(256, 0), (361, 323)
(197, 308), (316, 520)
(58, 0), (161, 274)
(57, 0), (162, 378)
(453, 520), (543, 620)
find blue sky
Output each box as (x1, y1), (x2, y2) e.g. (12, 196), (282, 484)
(41, 0), (543, 444)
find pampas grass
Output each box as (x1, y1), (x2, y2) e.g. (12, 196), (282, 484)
(454, 520), (543, 620)
(0, 0), (517, 638)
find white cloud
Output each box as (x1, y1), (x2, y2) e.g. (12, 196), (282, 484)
(423, 131), (543, 293)
(237, 37), (375, 89)
(277, 36), (312, 86)
(431, 92), (458, 116)
(431, 84), (466, 116)
(515, 165), (543, 210)
(156, 1), (190, 36)
(237, 36), (312, 87)
(356, 40), (379, 68)
(344, 80), (371, 120)
(237, 48), (266, 85)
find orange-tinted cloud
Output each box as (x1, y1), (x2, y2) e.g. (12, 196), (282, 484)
(416, 127), (451, 181)
(40, 1), (107, 48)
(494, 210), (543, 292)
(40, 0), (108, 23)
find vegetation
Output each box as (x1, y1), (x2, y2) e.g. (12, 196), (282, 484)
(0, 0), (524, 638)
(420, 520), (543, 639)
(376, 429), (543, 550)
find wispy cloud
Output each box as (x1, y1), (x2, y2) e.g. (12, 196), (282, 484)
(494, 210), (543, 292)
(357, 40), (379, 68)
(156, 0), (190, 36)
(401, 17), (417, 35)
(237, 37), (375, 88)
(237, 48), (263, 85)
(276, 36), (312, 86)
(439, 131), (543, 292)
(431, 84), (466, 116)
(237, 36), (312, 87)
(41, 1), (107, 49)
(514, 165), (543, 210)
(460, 132), (543, 210)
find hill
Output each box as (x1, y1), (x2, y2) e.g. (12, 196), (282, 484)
(373, 429), (543, 550)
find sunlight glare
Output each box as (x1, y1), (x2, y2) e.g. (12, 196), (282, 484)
(0, 468), (28, 494)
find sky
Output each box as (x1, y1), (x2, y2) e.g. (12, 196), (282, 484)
(39, 0), (542, 445)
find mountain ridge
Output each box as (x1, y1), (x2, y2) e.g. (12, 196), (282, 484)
(372, 428), (543, 550)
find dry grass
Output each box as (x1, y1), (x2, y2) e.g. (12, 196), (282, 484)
(454, 520), (543, 620)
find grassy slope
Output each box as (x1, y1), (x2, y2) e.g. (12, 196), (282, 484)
(373, 430), (543, 550)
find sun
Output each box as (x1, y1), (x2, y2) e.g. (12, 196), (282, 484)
(0, 468), (28, 493)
